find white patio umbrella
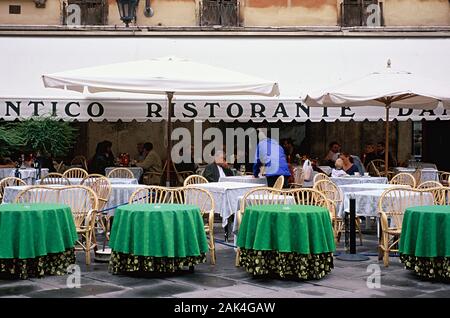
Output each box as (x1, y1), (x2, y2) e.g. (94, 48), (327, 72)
(303, 60), (450, 175)
(42, 56), (280, 185)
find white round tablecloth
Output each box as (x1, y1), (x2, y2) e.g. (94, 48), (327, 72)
(0, 168), (49, 185)
(36, 177), (138, 185)
(105, 167), (143, 180)
(393, 167), (439, 183)
(218, 176), (267, 185)
(2, 184), (78, 203)
(188, 182), (263, 227)
(3, 184), (146, 217)
(331, 176), (388, 186)
(338, 183), (410, 217)
(341, 188), (433, 218)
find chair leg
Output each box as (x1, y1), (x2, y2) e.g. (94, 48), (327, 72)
(85, 232), (91, 265)
(378, 235), (384, 261)
(356, 218), (363, 246)
(383, 250), (390, 267)
(235, 248), (240, 267)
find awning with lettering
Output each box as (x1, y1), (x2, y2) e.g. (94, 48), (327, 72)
(1, 97), (448, 122)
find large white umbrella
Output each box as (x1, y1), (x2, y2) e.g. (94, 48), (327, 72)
(42, 56), (280, 185)
(303, 60), (450, 175)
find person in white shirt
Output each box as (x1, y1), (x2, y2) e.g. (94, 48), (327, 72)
(331, 158), (348, 177)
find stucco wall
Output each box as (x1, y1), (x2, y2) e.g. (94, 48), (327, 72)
(383, 0), (450, 26)
(242, 0), (339, 26)
(108, 0), (197, 26)
(0, 0), (61, 25)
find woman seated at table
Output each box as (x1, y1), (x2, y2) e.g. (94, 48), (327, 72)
(340, 153), (359, 175)
(331, 158), (348, 177)
(89, 141), (115, 175)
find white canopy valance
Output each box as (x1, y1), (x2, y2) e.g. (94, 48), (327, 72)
(1, 97), (448, 122)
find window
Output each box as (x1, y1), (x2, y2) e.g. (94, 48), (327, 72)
(64, 0), (108, 25)
(200, 0), (239, 27)
(9, 5), (21, 14)
(341, 0), (384, 27)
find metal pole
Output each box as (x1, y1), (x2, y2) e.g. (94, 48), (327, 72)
(349, 197), (356, 254)
(385, 103), (390, 176)
(336, 196), (369, 261)
(166, 92), (174, 187)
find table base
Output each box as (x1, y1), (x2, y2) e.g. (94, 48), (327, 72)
(109, 251), (207, 274)
(400, 254), (450, 282)
(0, 248), (75, 280)
(238, 249), (334, 280)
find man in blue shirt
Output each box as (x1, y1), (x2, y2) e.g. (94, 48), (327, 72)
(253, 130), (291, 188)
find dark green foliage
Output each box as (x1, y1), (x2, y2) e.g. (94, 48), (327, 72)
(0, 126), (24, 157)
(13, 117), (78, 157)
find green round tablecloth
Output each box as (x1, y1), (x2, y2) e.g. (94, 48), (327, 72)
(0, 203), (77, 259)
(236, 204), (335, 280)
(110, 203), (208, 257)
(0, 203), (77, 279)
(237, 204), (335, 254)
(109, 204), (209, 274)
(399, 205), (450, 280)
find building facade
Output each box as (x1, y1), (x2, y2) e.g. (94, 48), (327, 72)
(1, 0), (449, 27)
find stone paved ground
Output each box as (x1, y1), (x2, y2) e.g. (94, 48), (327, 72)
(0, 223), (449, 298)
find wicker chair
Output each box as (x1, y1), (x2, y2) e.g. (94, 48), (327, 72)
(313, 179), (363, 245)
(289, 166), (304, 188)
(129, 185), (177, 204)
(411, 169), (422, 187)
(183, 174), (209, 186)
(71, 155), (88, 171)
(142, 171), (163, 185)
(106, 167), (135, 179)
(438, 171), (450, 186)
(81, 174), (112, 237)
(313, 173), (331, 185)
(63, 167), (88, 179)
(377, 187), (435, 266)
(55, 161), (65, 173)
(235, 187), (287, 266)
(273, 175), (285, 190)
(0, 177), (27, 203)
(15, 185), (99, 265)
(40, 173), (71, 185)
(176, 171), (195, 186)
(179, 186), (216, 265)
(417, 181), (443, 189)
(367, 159), (385, 177)
(389, 172), (416, 188)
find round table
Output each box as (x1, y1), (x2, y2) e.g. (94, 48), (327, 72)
(399, 205), (450, 281)
(237, 204), (335, 280)
(108, 203), (209, 274)
(0, 203), (77, 279)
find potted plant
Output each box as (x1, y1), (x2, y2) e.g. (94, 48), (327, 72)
(15, 116), (78, 175)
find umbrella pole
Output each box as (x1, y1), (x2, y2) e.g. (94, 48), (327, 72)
(166, 92), (174, 187)
(384, 103), (391, 176)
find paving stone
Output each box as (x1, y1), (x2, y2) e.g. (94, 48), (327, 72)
(168, 274), (238, 289)
(83, 271), (166, 288)
(118, 283), (198, 298)
(0, 284), (42, 297)
(294, 286), (354, 298)
(415, 290), (450, 298)
(27, 284), (124, 298)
